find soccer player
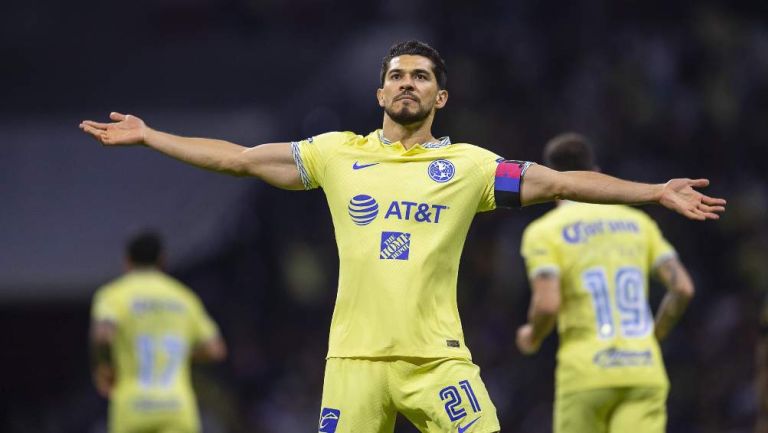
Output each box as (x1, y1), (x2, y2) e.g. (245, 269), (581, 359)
(516, 133), (697, 433)
(80, 41), (723, 433)
(90, 230), (226, 433)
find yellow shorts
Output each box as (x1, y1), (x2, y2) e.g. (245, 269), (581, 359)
(554, 386), (668, 433)
(109, 393), (199, 433)
(319, 357), (500, 433)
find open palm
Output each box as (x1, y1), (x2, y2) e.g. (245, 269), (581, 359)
(79, 112), (147, 146)
(660, 178), (726, 220)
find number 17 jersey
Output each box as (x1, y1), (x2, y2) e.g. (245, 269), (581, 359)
(521, 202), (676, 395)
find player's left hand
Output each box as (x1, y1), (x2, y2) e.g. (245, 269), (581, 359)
(516, 324), (540, 355)
(659, 178), (726, 221)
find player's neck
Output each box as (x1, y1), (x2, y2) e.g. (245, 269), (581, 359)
(381, 116), (435, 150)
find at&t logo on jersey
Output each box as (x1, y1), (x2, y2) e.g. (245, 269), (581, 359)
(428, 159), (455, 183)
(348, 194), (379, 226)
(348, 194), (448, 226)
(384, 201), (447, 223)
(380, 231), (411, 260)
(318, 407), (341, 433)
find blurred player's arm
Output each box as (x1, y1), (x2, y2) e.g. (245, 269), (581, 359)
(192, 335), (227, 363)
(90, 319), (117, 398)
(519, 164), (726, 221)
(652, 257), (695, 341)
(79, 112), (302, 190)
(516, 271), (560, 355)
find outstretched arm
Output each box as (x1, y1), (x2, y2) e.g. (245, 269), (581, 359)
(520, 165), (726, 221)
(516, 272), (560, 355)
(80, 112), (303, 190)
(653, 257), (695, 341)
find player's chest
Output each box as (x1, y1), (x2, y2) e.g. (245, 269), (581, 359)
(322, 154), (478, 225)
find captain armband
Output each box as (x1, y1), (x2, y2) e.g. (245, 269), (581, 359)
(495, 160), (533, 209)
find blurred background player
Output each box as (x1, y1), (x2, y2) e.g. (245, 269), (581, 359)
(90, 230), (227, 433)
(516, 133), (696, 433)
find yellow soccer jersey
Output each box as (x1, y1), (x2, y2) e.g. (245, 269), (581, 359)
(292, 130), (531, 359)
(91, 269), (219, 429)
(521, 202), (676, 394)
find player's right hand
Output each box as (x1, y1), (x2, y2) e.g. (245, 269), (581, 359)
(79, 112), (147, 146)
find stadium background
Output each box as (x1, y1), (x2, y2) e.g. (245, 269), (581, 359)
(1, 0), (766, 432)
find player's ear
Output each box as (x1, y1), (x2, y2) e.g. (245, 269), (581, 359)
(435, 89), (448, 110)
(376, 88), (385, 108)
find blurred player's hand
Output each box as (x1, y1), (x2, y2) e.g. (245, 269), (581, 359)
(93, 364), (115, 398)
(516, 324), (540, 355)
(659, 178), (726, 221)
(79, 112), (147, 146)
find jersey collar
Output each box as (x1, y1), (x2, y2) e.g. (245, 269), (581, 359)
(376, 130), (452, 149)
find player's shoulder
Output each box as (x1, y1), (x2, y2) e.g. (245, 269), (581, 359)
(441, 141), (504, 177)
(152, 272), (198, 298)
(523, 207), (561, 238)
(446, 141), (500, 159)
(92, 275), (131, 309)
(94, 274), (130, 297)
(305, 130), (361, 146)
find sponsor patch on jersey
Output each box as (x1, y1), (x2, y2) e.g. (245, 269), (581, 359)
(384, 201), (448, 223)
(349, 194), (448, 226)
(592, 348), (652, 368)
(447, 339), (461, 348)
(380, 231), (411, 260)
(562, 219), (641, 244)
(428, 159), (455, 183)
(348, 194), (379, 226)
(318, 408), (341, 433)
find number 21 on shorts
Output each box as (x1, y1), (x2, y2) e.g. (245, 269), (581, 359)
(439, 379), (481, 422)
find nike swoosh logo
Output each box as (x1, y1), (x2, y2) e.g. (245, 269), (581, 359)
(457, 416), (481, 433)
(352, 161), (379, 170)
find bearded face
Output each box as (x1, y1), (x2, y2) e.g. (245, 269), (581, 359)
(384, 91), (432, 125)
(378, 55), (447, 126)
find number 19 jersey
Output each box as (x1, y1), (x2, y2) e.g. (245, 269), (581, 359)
(521, 202), (675, 395)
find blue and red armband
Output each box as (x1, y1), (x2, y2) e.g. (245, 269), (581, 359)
(495, 160), (533, 208)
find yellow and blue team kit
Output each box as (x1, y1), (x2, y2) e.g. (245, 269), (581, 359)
(91, 270), (219, 433)
(292, 130), (531, 433)
(521, 202), (676, 396)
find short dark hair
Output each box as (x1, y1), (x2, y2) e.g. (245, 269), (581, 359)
(543, 132), (596, 171)
(127, 230), (163, 266)
(380, 40), (448, 89)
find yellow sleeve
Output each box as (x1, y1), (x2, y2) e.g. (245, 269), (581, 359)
(190, 297), (219, 345)
(645, 217), (677, 270)
(520, 221), (561, 279)
(91, 288), (120, 324)
(476, 150), (503, 212)
(290, 131), (356, 189)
